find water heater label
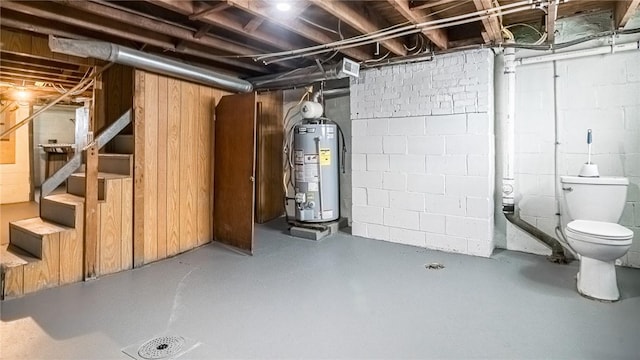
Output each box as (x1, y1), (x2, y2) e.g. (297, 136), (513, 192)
(308, 182), (319, 191)
(294, 150), (304, 165)
(304, 154), (318, 164)
(319, 148), (331, 166)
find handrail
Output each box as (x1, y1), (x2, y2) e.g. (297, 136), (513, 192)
(0, 63), (113, 139)
(40, 109), (132, 199)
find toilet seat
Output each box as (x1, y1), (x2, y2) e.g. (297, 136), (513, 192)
(566, 220), (633, 245)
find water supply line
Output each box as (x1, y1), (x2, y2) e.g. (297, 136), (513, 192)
(501, 40), (568, 263)
(48, 36), (253, 93)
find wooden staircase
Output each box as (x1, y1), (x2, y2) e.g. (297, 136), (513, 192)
(1, 134), (134, 300)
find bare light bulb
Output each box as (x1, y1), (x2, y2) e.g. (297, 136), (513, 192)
(276, 2), (291, 11)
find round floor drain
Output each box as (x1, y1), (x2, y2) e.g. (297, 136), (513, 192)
(138, 335), (185, 359)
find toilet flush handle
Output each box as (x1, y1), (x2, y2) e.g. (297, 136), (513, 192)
(562, 186), (573, 192)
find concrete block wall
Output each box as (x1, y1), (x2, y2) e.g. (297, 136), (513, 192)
(350, 49), (496, 257)
(509, 47), (640, 268)
(33, 106), (76, 186)
(324, 94), (352, 223)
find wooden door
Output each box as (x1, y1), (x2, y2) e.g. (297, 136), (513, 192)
(255, 91), (285, 223)
(214, 92), (257, 253)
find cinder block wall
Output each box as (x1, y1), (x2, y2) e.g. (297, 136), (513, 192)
(507, 48), (640, 267)
(349, 49), (496, 257)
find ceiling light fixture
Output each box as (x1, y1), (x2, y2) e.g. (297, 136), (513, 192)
(276, 2), (291, 11)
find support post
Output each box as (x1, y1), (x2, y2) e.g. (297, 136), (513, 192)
(84, 143), (99, 279)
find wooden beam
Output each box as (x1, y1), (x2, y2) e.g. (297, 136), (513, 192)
(148, 0), (336, 60)
(243, 17), (264, 33)
(133, 70), (145, 268)
(410, 0), (459, 11)
(387, 0), (448, 50)
(47, 0), (257, 56)
(309, 0), (407, 56)
(615, 0), (640, 29)
(193, 24), (213, 39)
(3, 0), (270, 73)
(472, 0), (502, 43)
(84, 144), (99, 280)
(224, 0), (372, 60)
(188, 2), (230, 20)
(546, 0), (557, 45)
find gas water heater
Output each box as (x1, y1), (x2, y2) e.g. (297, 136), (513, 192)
(293, 120), (340, 223)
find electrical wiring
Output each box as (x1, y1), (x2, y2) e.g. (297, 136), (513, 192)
(299, 16), (340, 35)
(263, 4), (535, 65)
(364, 51), (391, 63)
(255, 1), (535, 62)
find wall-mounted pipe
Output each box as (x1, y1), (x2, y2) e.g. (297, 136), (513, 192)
(502, 42), (516, 213)
(517, 40), (640, 66)
(501, 40), (568, 263)
(49, 36), (253, 93)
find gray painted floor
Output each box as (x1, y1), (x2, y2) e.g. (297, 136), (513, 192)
(2, 219), (639, 359)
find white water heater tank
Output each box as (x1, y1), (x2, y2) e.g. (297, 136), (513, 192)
(293, 122), (339, 223)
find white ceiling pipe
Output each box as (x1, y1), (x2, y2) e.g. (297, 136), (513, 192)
(49, 36), (254, 93)
(265, 5), (535, 64)
(517, 41), (640, 66)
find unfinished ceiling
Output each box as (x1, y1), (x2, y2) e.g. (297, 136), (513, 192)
(1, 0), (639, 100)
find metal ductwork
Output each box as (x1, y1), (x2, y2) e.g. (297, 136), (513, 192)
(249, 58), (360, 90)
(49, 36), (253, 93)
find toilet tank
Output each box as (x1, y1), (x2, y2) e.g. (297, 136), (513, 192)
(560, 176), (629, 222)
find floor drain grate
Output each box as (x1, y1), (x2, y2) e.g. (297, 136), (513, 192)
(425, 262), (445, 270)
(137, 336), (185, 359)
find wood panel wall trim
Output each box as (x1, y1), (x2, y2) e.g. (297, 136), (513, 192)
(133, 70), (146, 268)
(83, 145), (99, 279)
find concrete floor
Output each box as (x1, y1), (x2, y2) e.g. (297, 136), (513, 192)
(1, 219), (639, 359)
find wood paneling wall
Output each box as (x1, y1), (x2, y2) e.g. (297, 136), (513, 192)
(133, 70), (229, 265)
(0, 28), (91, 66)
(95, 64), (134, 135)
(255, 91), (284, 223)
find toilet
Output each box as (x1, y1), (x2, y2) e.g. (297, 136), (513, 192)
(560, 176), (634, 301)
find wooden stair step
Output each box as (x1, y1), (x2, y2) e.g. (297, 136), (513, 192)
(41, 193), (85, 228)
(109, 134), (133, 154)
(1, 244), (40, 300)
(10, 217), (70, 258)
(68, 172), (129, 200)
(98, 153), (133, 176)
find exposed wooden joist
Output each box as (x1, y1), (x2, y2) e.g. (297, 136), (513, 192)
(1, 1), (270, 73)
(193, 24), (213, 39)
(243, 17), (264, 33)
(224, 0), (372, 60)
(188, 2), (230, 20)
(615, 0), (640, 29)
(472, 0), (503, 43)
(387, 0), (448, 50)
(51, 1), (258, 56)
(410, 0), (459, 11)
(148, 0), (315, 59)
(309, 0), (407, 56)
(546, 0), (557, 45)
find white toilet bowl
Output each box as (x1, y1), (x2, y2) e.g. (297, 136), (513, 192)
(565, 220), (633, 301)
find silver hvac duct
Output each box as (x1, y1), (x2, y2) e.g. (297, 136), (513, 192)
(49, 36), (253, 93)
(250, 59), (359, 90)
